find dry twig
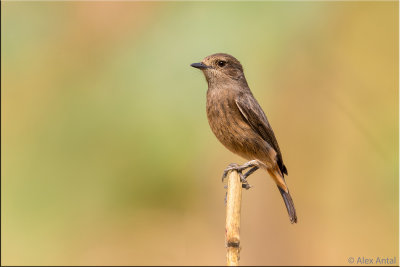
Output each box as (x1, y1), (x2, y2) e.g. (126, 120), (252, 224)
(225, 170), (243, 266)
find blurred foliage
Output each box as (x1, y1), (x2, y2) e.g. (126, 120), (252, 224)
(2, 1), (398, 266)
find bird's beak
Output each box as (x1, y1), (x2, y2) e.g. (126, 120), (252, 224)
(190, 62), (210, 70)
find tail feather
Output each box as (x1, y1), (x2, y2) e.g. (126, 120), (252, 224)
(278, 186), (297, 224)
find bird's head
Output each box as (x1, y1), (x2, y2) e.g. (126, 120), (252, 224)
(191, 53), (246, 85)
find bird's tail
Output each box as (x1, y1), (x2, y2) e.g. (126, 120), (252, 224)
(278, 186), (297, 224)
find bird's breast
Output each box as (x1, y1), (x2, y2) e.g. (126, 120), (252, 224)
(206, 89), (261, 159)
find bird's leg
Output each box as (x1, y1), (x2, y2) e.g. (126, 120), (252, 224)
(222, 160), (259, 180)
(242, 166), (259, 179)
(222, 160), (260, 190)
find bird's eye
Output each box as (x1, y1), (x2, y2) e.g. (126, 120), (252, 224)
(217, 60), (226, 67)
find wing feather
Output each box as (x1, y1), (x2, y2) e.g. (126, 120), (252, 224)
(235, 95), (288, 175)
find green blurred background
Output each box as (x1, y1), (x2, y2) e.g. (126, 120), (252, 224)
(2, 1), (398, 266)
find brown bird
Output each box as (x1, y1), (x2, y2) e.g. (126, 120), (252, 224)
(191, 53), (297, 223)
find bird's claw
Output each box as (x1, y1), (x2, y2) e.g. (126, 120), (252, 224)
(240, 175), (252, 190)
(242, 182), (252, 190)
(222, 163), (253, 190)
(222, 163), (241, 181)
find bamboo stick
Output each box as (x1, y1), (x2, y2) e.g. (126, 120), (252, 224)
(225, 170), (243, 266)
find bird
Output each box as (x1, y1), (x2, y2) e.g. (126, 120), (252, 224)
(190, 53), (297, 223)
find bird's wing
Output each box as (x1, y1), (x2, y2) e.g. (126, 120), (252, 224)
(235, 95), (288, 175)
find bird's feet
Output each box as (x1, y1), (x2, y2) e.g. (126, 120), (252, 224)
(222, 163), (242, 181)
(222, 162), (260, 190)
